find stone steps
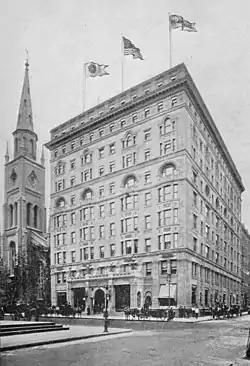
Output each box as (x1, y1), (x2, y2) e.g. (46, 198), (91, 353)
(0, 321), (69, 337)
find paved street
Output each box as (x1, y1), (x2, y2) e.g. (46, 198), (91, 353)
(1, 316), (250, 365)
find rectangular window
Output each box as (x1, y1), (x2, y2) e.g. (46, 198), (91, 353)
(173, 233), (178, 248)
(109, 143), (115, 154)
(99, 166), (104, 176)
(109, 202), (115, 215)
(144, 149), (150, 161)
(193, 214), (197, 230)
(160, 141), (171, 156)
(132, 114), (138, 123)
(193, 237), (197, 252)
(90, 247), (94, 259)
(99, 186), (104, 197)
(99, 147), (104, 159)
(109, 124), (114, 133)
(145, 238), (151, 252)
(144, 108), (150, 118)
(71, 212), (76, 225)
(172, 139), (176, 152)
(170, 259), (177, 274)
(71, 251), (76, 262)
(173, 184), (178, 199)
(99, 205), (104, 218)
(161, 260), (168, 275)
(145, 262), (152, 276)
(99, 225), (104, 238)
(109, 183), (115, 194)
(71, 232), (76, 244)
(173, 209), (178, 225)
(110, 222), (116, 237)
(145, 192), (151, 207)
(144, 130), (151, 141)
(90, 226), (95, 240)
(110, 244), (115, 257)
(163, 233), (171, 249)
(63, 252), (66, 264)
(100, 246), (104, 258)
(145, 172), (151, 184)
(70, 160), (76, 169)
(145, 215), (151, 230)
(109, 162), (115, 173)
(193, 191), (197, 206)
(157, 102), (163, 112)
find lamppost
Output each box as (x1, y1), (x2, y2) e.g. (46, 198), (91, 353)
(103, 286), (109, 333)
(167, 272), (171, 310)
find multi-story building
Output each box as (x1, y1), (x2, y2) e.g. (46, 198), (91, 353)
(2, 61), (49, 303)
(241, 224), (250, 308)
(46, 63), (244, 313)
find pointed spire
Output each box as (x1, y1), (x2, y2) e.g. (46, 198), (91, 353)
(41, 145), (45, 166)
(16, 55), (34, 132)
(4, 141), (9, 163)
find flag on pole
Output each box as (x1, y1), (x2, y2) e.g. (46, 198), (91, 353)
(169, 14), (184, 29)
(85, 62), (110, 77)
(169, 14), (197, 32)
(123, 36), (144, 60)
(182, 19), (197, 32)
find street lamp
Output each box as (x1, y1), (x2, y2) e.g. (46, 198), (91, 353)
(167, 272), (171, 310)
(103, 286), (109, 333)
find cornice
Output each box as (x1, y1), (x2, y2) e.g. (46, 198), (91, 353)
(45, 80), (186, 150)
(5, 155), (45, 170)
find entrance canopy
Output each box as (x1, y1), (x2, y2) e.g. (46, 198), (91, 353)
(158, 284), (176, 299)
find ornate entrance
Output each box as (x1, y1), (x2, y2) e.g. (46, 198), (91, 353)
(94, 289), (105, 314)
(114, 285), (130, 311)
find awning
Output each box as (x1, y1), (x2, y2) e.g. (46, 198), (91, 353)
(158, 284), (176, 299)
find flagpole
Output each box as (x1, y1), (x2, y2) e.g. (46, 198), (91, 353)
(168, 13), (173, 69)
(83, 63), (87, 112)
(121, 33), (124, 92)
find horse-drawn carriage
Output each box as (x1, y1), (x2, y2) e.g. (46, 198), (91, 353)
(212, 304), (241, 320)
(124, 306), (175, 321)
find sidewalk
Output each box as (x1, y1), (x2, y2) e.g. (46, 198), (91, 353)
(42, 313), (214, 323)
(0, 324), (132, 352)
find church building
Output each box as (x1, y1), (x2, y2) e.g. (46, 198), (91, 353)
(2, 60), (49, 303)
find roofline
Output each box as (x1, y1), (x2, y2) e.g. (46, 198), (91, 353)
(49, 63), (185, 134)
(46, 62), (244, 192)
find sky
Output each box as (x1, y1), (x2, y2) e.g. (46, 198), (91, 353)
(0, 0), (250, 230)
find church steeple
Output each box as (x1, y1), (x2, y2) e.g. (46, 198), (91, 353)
(13, 58), (37, 161)
(16, 60), (34, 132)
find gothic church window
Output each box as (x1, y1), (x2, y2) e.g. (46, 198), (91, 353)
(27, 203), (32, 226)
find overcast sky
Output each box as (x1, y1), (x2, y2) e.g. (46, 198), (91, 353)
(1, 0), (250, 230)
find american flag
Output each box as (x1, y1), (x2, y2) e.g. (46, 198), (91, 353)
(123, 36), (144, 60)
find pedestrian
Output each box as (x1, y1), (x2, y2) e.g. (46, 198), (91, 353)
(195, 306), (199, 319)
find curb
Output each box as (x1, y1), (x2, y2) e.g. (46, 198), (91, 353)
(0, 329), (132, 352)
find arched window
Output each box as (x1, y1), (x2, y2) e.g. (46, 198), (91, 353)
(27, 203), (32, 226)
(124, 175), (136, 188)
(126, 134), (133, 147)
(9, 241), (16, 275)
(9, 204), (13, 227)
(34, 205), (38, 228)
(30, 140), (34, 156)
(82, 189), (93, 200)
(14, 202), (18, 226)
(56, 197), (66, 208)
(137, 291), (141, 308)
(161, 164), (176, 177)
(205, 185), (210, 197)
(14, 138), (18, 154)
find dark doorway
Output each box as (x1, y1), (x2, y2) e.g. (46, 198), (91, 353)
(57, 292), (67, 307)
(191, 285), (197, 306)
(115, 285), (130, 311)
(94, 289), (105, 314)
(73, 288), (86, 310)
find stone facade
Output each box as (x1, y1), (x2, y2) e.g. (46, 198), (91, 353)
(2, 61), (48, 302)
(241, 224), (250, 308)
(46, 63), (244, 312)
